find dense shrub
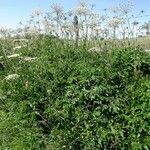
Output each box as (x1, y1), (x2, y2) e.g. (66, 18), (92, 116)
(0, 39), (150, 150)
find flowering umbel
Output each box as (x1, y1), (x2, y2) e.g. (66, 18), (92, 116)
(108, 18), (124, 28)
(51, 4), (63, 15)
(75, 1), (89, 15)
(31, 9), (43, 17)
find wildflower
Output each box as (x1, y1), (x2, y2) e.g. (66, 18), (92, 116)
(31, 9), (43, 17)
(16, 28), (23, 34)
(41, 18), (53, 31)
(93, 26), (102, 32)
(21, 57), (37, 62)
(0, 27), (14, 37)
(102, 28), (109, 37)
(25, 81), (29, 90)
(119, 4), (132, 14)
(62, 23), (69, 31)
(51, 4), (63, 15)
(47, 89), (52, 95)
(42, 18), (49, 26)
(145, 49), (150, 53)
(5, 74), (20, 81)
(88, 14), (100, 28)
(75, 1), (89, 15)
(26, 27), (39, 35)
(108, 18), (124, 28)
(111, 0), (133, 15)
(23, 26), (30, 33)
(13, 46), (22, 50)
(7, 54), (20, 59)
(100, 15), (106, 21)
(88, 47), (103, 52)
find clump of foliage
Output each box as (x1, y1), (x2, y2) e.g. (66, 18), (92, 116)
(0, 38), (150, 150)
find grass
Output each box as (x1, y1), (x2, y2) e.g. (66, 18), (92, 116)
(0, 36), (150, 149)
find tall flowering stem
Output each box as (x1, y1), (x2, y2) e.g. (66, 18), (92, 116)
(73, 15), (79, 47)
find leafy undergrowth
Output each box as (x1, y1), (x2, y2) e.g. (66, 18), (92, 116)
(0, 38), (150, 150)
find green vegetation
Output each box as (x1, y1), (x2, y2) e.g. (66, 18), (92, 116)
(0, 37), (150, 149)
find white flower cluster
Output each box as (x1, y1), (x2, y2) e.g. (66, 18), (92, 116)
(7, 54), (20, 58)
(31, 9), (43, 17)
(51, 4), (63, 15)
(88, 47), (103, 52)
(5, 74), (20, 81)
(75, 1), (88, 15)
(1, 53), (37, 62)
(29, 27), (39, 34)
(22, 57), (37, 62)
(88, 14), (101, 29)
(108, 18), (124, 28)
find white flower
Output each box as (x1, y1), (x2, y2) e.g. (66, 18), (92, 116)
(5, 74), (20, 81)
(88, 14), (101, 28)
(21, 57), (37, 62)
(88, 47), (103, 52)
(62, 23), (70, 31)
(93, 26), (102, 31)
(118, 0), (133, 15)
(42, 19), (49, 27)
(75, 1), (89, 15)
(145, 49), (150, 53)
(7, 54), (20, 59)
(31, 9), (43, 17)
(108, 18), (124, 28)
(25, 27), (39, 35)
(51, 4), (63, 15)
(13, 46), (22, 50)
(41, 19), (53, 31)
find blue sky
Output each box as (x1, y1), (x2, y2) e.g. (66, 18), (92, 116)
(0, 0), (149, 28)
